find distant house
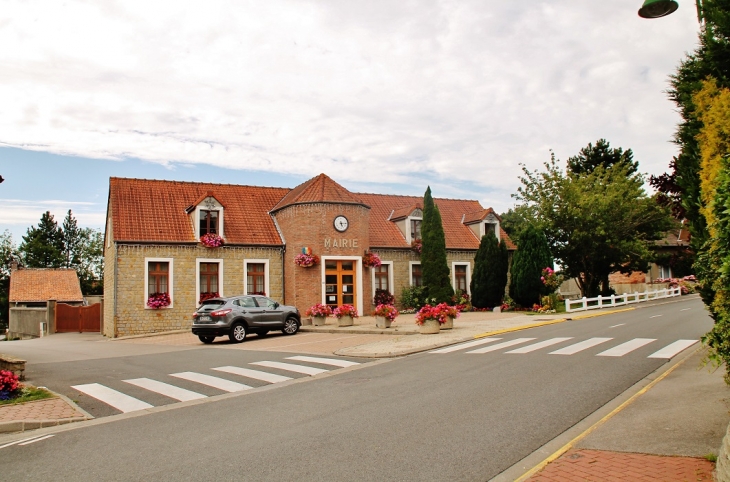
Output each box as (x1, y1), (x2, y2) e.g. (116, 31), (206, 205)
(9, 268), (85, 307)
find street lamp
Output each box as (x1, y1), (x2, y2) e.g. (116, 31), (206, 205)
(638, 0), (704, 22)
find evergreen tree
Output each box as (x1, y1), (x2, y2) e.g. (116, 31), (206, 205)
(470, 233), (509, 308)
(62, 209), (82, 268)
(0, 231), (19, 328)
(509, 225), (552, 307)
(420, 186), (454, 303)
(20, 211), (64, 268)
(567, 139), (639, 176)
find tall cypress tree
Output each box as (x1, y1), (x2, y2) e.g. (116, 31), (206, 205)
(509, 225), (552, 307)
(471, 233), (508, 308)
(420, 187), (454, 303)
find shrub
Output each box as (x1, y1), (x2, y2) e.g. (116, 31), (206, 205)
(374, 288), (395, 306)
(509, 225), (553, 308)
(401, 285), (427, 310)
(471, 233), (508, 308)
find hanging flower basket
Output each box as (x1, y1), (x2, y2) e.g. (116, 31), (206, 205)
(200, 233), (224, 248)
(199, 292), (220, 304)
(362, 251), (382, 268)
(411, 239), (422, 254)
(294, 253), (320, 268)
(147, 292), (171, 309)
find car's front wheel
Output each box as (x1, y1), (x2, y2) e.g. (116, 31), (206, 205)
(198, 335), (215, 344)
(282, 317), (299, 335)
(229, 323), (247, 343)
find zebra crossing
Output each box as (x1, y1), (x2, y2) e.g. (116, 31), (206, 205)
(429, 336), (699, 358)
(71, 355), (359, 414)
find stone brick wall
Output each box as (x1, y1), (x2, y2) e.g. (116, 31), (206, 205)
(110, 244), (283, 337)
(275, 203), (371, 315)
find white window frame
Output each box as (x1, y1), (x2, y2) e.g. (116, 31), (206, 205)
(195, 197), (225, 239)
(144, 257), (174, 309)
(451, 262), (472, 295)
(409, 261), (422, 287)
(320, 256), (363, 313)
(196, 258), (224, 307)
(480, 221), (500, 240)
(244, 259), (270, 296)
(371, 261), (394, 301)
(406, 216), (423, 242)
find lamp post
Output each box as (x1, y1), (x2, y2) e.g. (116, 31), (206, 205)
(638, 0), (704, 22)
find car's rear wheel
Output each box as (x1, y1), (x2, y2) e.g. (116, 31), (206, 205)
(198, 335), (215, 344)
(229, 323), (247, 343)
(282, 317), (299, 335)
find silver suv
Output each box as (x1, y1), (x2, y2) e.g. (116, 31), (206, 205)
(192, 295), (301, 344)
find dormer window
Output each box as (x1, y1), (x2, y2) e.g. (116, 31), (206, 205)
(200, 210), (219, 235)
(484, 222), (499, 239)
(410, 218), (422, 241)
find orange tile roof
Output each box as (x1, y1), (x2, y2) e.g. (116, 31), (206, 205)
(108, 176), (516, 250)
(9, 269), (84, 302)
(463, 208), (500, 224)
(389, 203), (422, 221)
(108, 178), (289, 244)
(271, 173), (368, 213)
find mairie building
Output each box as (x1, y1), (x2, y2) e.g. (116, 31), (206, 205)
(103, 173), (515, 337)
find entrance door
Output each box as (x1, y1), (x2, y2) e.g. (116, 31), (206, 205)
(324, 260), (357, 310)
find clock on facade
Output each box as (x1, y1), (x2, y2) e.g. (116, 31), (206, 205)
(334, 215), (349, 232)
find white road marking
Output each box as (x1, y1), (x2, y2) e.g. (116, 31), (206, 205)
(170, 372), (251, 392)
(507, 338), (574, 354)
(18, 435), (54, 446)
(609, 324), (625, 328)
(597, 338), (657, 357)
(467, 338), (536, 354)
(648, 340), (699, 359)
(72, 383), (153, 413)
(213, 366), (292, 384)
(286, 356), (360, 368)
(250, 361), (328, 376)
(123, 378), (207, 402)
(650, 315), (663, 319)
(0, 435), (48, 450)
(549, 338), (613, 355)
(429, 338), (503, 353)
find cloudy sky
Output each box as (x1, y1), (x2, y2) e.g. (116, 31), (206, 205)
(0, 0), (700, 242)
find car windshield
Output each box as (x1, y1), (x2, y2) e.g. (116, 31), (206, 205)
(198, 300), (225, 311)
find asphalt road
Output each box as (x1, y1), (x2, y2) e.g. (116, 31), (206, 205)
(0, 297), (713, 481)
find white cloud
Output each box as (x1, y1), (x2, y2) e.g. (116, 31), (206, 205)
(0, 0), (700, 212)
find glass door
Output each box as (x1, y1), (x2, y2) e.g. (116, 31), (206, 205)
(324, 260), (357, 310)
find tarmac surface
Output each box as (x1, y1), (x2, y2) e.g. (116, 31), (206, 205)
(1, 295), (728, 481)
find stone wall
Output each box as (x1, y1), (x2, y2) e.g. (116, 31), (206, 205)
(718, 423), (730, 482)
(109, 244), (283, 337)
(8, 307), (46, 339)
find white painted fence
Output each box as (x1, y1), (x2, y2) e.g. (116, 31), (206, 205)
(565, 287), (682, 313)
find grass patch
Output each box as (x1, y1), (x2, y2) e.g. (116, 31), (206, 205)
(705, 453), (718, 463)
(0, 386), (55, 406)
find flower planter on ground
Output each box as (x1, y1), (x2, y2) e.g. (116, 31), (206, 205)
(419, 319), (440, 334)
(333, 304), (358, 327)
(337, 315), (354, 327)
(312, 316), (327, 326)
(375, 316), (392, 329)
(305, 304), (332, 325)
(441, 316), (454, 330)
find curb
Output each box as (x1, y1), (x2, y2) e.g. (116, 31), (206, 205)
(109, 329), (189, 341)
(0, 390), (94, 434)
(300, 326), (417, 335)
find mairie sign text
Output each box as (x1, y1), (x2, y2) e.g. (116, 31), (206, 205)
(324, 238), (359, 248)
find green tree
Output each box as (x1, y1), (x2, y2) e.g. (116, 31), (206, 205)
(500, 206), (532, 246)
(509, 225), (552, 307)
(470, 233), (508, 308)
(515, 152), (672, 298)
(20, 211), (65, 268)
(567, 138), (639, 176)
(420, 186), (454, 303)
(76, 228), (104, 295)
(61, 209), (82, 269)
(0, 231), (19, 328)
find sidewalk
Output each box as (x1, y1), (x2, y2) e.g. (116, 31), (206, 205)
(0, 395), (92, 434)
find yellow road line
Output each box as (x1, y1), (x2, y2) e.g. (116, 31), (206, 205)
(514, 346), (697, 482)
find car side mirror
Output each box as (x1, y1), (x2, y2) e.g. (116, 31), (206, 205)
(274, 302), (280, 309)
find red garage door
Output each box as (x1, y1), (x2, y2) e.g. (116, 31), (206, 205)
(56, 303), (101, 333)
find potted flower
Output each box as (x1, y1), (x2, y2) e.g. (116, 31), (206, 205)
(437, 303), (460, 330)
(294, 253), (320, 268)
(305, 304), (332, 326)
(333, 304), (358, 327)
(373, 304), (398, 328)
(362, 251), (382, 268)
(411, 239), (422, 254)
(200, 233), (224, 248)
(415, 304), (444, 334)
(147, 292), (171, 309)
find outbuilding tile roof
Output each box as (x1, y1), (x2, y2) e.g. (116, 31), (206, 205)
(9, 269), (84, 303)
(108, 178), (289, 244)
(271, 173), (368, 213)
